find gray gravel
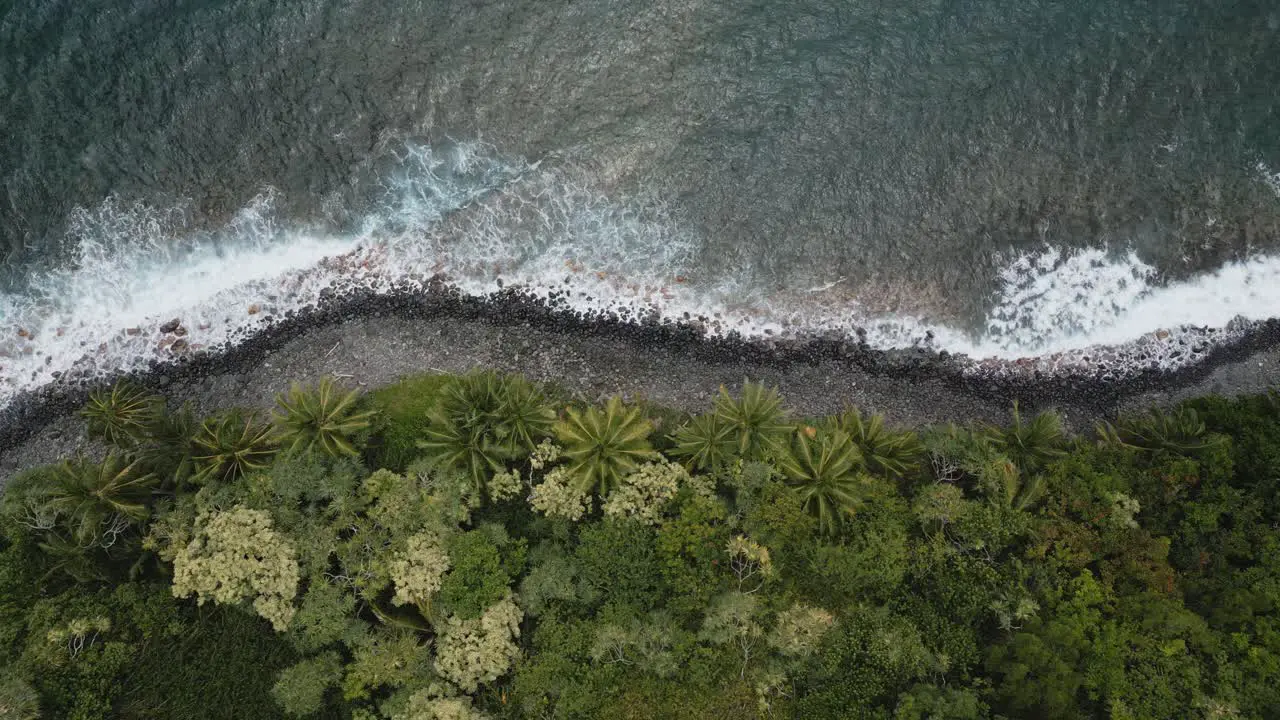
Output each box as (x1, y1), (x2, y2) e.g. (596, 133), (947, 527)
(3, 313), (1277, 483)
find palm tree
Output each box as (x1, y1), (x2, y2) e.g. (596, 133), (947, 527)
(192, 410), (278, 484)
(986, 402), (1066, 473)
(669, 413), (735, 472)
(714, 382), (792, 463)
(833, 408), (923, 478)
(923, 424), (1047, 511)
(135, 403), (199, 489)
(492, 374), (557, 457)
(274, 377), (377, 458)
(417, 372), (555, 498)
(46, 453), (157, 547)
(1096, 406), (1225, 456)
(555, 396), (658, 496)
(777, 427), (867, 536)
(80, 381), (162, 449)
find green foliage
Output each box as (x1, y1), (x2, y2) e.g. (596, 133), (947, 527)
(656, 494), (732, 615)
(986, 401), (1067, 473)
(135, 402), (200, 489)
(778, 426), (868, 535)
(46, 452), (158, 547)
(1098, 405), (1227, 456)
(289, 578), (362, 653)
(792, 605), (943, 717)
(893, 684), (986, 720)
(0, 672), (40, 720)
(368, 373), (452, 470)
(435, 529), (526, 621)
(669, 412), (735, 472)
(121, 602), (318, 719)
(272, 651), (343, 717)
(714, 382), (791, 462)
(795, 505), (910, 608)
(575, 519), (667, 612)
(519, 545), (598, 618)
(417, 372), (554, 498)
(555, 396), (658, 496)
(274, 377), (377, 458)
(8, 370), (1280, 720)
(80, 381), (162, 449)
(833, 408), (923, 478)
(341, 630), (433, 701)
(192, 409), (278, 484)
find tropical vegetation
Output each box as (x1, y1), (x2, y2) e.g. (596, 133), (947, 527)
(1, 374), (1279, 719)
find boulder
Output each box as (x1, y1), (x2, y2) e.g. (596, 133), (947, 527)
(159, 318), (182, 333)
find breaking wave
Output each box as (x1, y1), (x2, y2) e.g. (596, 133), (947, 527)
(1, 143), (1278, 407)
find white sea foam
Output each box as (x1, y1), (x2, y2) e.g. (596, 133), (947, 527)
(2, 142), (1278, 407)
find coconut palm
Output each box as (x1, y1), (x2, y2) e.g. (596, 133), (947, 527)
(714, 382), (791, 463)
(833, 408), (923, 478)
(46, 453), (157, 547)
(80, 381), (162, 449)
(669, 413), (735, 472)
(135, 403), (200, 489)
(555, 396), (658, 495)
(490, 374), (557, 456)
(986, 402), (1067, 473)
(417, 372), (555, 497)
(777, 427), (867, 535)
(923, 424), (1046, 511)
(192, 410), (278, 484)
(1096, 406), (1225, 456)
(274, 377), (377, 458)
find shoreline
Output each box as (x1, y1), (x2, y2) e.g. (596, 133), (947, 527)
(3, 285), (1279, 477)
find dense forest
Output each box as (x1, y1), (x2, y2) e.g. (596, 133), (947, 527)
(1, 371), (1278, 719)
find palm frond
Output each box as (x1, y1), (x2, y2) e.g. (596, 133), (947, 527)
(1096, 405), (1224, 456)
(555, 396), (658, 496)
(669, 413), (735, 472)
(80, 381), (162, 449)
(714, 381), (791, 463)
(274, 377), (377, 457)
(778, 427), (867, 535)
(192, 410), (278, 484)
(986, 402), (1066, 473)
(136, 403), (199, 489)
(47, 452), (157, 547)
(833, 407), (923, 477)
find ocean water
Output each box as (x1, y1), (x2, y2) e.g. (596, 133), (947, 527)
(1, 0), (1279, 404)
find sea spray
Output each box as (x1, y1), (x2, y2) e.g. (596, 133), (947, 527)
(1, 142), (1278, 409)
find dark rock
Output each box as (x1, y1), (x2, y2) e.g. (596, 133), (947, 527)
(159, 318), (182, 333)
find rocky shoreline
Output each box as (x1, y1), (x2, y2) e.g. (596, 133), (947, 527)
(3, 283), (1279, 479)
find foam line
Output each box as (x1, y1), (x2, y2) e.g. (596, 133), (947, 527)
(1, 143), (1277, 408)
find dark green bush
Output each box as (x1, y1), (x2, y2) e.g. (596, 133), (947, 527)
(365, 373), (452, 470)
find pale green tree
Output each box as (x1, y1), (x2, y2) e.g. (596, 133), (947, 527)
(529, 467), (589, 521)
(171, 505), (300, 631)
(769, 603), (836, 658)
(602, 460), (714, 526)
(433, 594), (523, 692)
(391, 683), (491, 720)
(389, 530), (452, 613)
(701, 591), (764, 678)
(726, 535), (775, 593)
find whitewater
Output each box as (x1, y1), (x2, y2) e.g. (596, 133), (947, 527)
(2, 143), (1278, 409)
